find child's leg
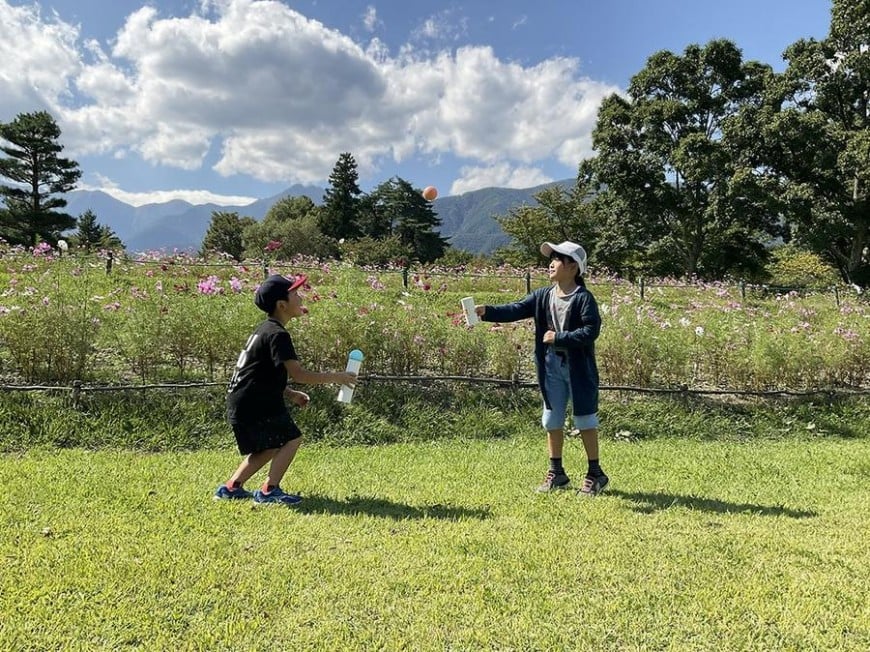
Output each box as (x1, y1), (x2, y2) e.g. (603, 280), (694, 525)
(542, 351), (571, 470)
(578, 427), (599, 462)
(228, 449), (276, 486)
(264, 437), (302, 489)
(577, 423), (608, 495)
(547, 429), (565, 459)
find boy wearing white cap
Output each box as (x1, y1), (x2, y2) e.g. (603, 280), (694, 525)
(476, 241), (608, 495)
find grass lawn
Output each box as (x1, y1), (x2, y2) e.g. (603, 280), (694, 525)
(2, 435), (868, 651)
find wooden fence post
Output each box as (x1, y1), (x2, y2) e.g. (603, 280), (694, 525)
(833, 285), (840, 308)
(402, 266), (410, 289)
(639, 277), (645, 300)
(525, 270), (531, 294)
(262, 260), (268, 279)
(105, 252), (113, 275)
(71, 380), (82, 409)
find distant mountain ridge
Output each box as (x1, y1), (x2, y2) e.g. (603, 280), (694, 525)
(63, 179), (575, 254)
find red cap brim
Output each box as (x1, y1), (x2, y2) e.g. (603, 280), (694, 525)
(288, 275), (307, 292)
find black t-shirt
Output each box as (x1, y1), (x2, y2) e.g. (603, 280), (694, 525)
(226, 318), (298, 423)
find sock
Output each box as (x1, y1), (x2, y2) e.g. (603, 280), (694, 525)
(549, 457), (564, 474)
(587, 459), (602, 477)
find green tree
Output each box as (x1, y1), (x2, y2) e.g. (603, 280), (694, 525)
(495, 179), (600, 267)
(201, 211), (256, 260)
(243, 195), (335, 260)
(71, 209), (123, 251)
(368, 177), (448, 263)
(590, 40), (780, 279)
(319, 152), (362, 241)
(737, 0), (869, 285)
(0, 111), (81, 246)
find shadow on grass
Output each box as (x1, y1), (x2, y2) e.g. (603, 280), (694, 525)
(608, 489), (817, 519)
(296, 494), (491, 521)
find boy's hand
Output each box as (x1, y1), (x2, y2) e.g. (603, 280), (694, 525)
(543, 330), (556, 344)
(338, 371), (357, 387)
(475, 305), (486, 318)
(286, 389), (310, 408)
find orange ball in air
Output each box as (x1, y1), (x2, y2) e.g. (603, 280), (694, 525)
(422, 186), (438, 201)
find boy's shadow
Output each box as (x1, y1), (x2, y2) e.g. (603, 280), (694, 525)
(608, 489), (817, 519)
(297, 494), (491, 521)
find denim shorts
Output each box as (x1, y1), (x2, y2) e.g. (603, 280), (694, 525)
(541, 349), (599, 431)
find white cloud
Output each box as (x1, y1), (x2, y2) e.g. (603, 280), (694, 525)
(0, 1), (81, 115)
(450, 162), (552, 195)
(0, 0), (619, 191)
(362, 6), (380, 32)
(512, 15), (528, 30)
(411, 9), (469, 44)
(81, 176), (257, 207)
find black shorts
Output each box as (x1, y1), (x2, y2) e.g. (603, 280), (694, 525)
(230, 411), (301, 455)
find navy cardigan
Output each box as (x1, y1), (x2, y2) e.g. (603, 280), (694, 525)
(481, 286), (601, 417)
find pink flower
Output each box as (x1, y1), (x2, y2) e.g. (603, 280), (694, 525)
(197, 275), (222, 295)
(229, 277), (243, 293)
(264, 240), (282, 253)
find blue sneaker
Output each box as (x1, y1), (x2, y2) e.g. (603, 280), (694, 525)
(213, 484), (253, 500)
(253, 487), (302, 505)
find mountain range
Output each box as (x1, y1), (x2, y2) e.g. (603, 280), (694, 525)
(62, 179), (574, 254)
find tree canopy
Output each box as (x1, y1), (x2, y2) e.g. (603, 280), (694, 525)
(319, 152), (362, 241)
(734, 0), (869, 284)
(0, 111), (81, 246)
(588, 39), (779, 279)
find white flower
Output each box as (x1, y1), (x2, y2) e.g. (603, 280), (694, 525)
(695, 326), (705, 337)
(57, 239), (68, 252)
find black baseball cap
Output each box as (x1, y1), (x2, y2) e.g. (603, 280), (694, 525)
(254, 274), (307, 313)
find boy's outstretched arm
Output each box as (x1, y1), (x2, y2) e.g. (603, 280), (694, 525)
(285, 359), (356, 386)
(480, 291), (538, 323)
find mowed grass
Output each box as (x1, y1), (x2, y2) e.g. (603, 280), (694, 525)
(2, 436), (868, 651)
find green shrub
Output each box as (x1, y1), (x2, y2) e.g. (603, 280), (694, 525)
(765, 244), (839, 288)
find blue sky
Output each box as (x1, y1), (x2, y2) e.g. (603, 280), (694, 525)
(1, 0), (831, 206)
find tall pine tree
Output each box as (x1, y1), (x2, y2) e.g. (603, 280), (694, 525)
(370, 177), (448, 263)
(319, 152), (362, 241)
(0, 111), (81, 246)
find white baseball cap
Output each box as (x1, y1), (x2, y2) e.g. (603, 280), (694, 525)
(541, 240), (587, 275)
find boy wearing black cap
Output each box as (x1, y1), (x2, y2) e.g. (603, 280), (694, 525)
(215, 274), (357, 505)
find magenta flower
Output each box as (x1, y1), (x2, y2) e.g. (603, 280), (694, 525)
(197, 275), (222, 295)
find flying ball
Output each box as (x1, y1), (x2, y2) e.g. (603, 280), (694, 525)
(422, 186), (438, 201)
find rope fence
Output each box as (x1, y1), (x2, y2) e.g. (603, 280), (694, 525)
(2, 377), (867, 408)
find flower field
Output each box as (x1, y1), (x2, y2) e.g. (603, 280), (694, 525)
(0, 243), (867, 391)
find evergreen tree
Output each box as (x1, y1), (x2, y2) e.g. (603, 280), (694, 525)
(73, 210), (103, 250)
(73, 209), (123, 251)
(319, 152), (362, 240)
(97, 224), (124, 251)
(201, 211), (256, 260)
(0, 111), (81, 246)
(370, 177), (448, 263)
